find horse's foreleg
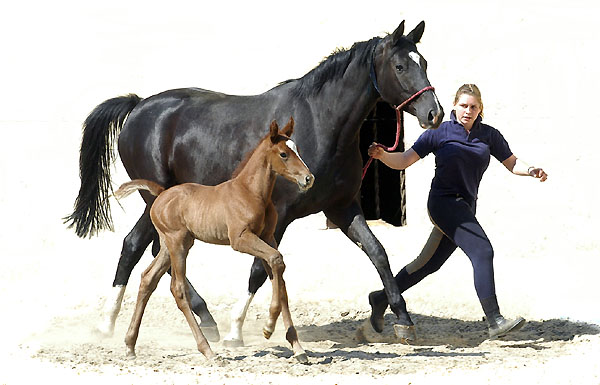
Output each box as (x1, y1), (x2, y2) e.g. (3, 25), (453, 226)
(98, 210), (155, 337)
(124, 246), (171, 358)
(325, 203), (415, 338)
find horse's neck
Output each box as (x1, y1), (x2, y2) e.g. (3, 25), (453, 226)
(233, 142), (276, 202)
(309, 59), (379, 150)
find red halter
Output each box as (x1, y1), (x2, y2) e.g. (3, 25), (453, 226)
(361, 86), (435, 180)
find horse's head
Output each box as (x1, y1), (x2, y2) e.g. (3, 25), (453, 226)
(373, 21), (444, 129)
(268, 117), (314, 192)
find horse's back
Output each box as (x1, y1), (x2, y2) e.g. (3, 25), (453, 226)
(118, 87), (275, 187)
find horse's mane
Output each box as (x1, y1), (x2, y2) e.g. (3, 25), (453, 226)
(231, 133), (288, 178)
(279, 37), (381, 98)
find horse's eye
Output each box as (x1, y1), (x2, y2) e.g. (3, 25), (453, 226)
(396, 64), (404, 72)
(280, 152), (288, 159)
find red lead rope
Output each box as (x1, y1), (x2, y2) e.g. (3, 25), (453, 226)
(361, 86), (435, 180)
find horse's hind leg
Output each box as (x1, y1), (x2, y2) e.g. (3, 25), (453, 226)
(97, 209), (219, 340)
(98, 210), (155, 336)
(124, 244), (171, 358)
(168, 236), (216, 360)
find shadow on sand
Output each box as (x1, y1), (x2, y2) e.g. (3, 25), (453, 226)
(297, 313), (600, 350)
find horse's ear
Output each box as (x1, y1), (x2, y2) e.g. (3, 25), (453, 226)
(391, 20), (406, 45)
(269, 120), (279, 143)
(281, 116), (294, 137)
(406, 21), (425, 44)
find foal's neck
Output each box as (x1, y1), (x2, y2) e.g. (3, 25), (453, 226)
(233, 141), (276, 202)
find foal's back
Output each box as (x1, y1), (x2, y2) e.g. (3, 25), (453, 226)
(150, 180), (260, 246)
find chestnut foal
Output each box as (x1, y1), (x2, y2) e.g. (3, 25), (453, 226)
(114, 117), (314, 363)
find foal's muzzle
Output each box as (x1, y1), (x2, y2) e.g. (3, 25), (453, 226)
(298, 174), (315, 192)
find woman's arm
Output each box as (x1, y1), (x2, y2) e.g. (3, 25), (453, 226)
(367, 143), (421, 170)
(502, 154), (548, 181)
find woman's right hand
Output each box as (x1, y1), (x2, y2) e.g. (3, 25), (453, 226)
(368, 143), (385, 159)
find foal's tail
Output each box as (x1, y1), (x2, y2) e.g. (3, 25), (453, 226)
(64, 94), (143, 238)
(114, 179), (165, 200)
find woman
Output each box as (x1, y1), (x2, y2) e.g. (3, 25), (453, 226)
(367, 84), (548, 340)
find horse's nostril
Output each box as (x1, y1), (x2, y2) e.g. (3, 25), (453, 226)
(428, 110), (435, 123)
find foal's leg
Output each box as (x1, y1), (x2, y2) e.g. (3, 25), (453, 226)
(230, 231), (307, 362)
(124, 244), (171, 358)
(156, 238), (221, 342)
(224, 217), (287, 346)
(167, 235), (216, 360)
(269, 256), (307, 363)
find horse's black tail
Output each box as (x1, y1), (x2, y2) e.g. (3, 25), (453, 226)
(64, 94), (143, 238)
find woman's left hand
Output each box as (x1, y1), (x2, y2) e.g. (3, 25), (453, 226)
(529, 167), (548, 182)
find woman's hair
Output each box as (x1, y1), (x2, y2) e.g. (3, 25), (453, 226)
(454, 84), (484, 118)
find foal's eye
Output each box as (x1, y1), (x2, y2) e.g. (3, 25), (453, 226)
(280, 152), (288, 159)
(396, 64), (404, 72)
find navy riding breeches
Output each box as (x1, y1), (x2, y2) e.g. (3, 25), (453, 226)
(400, 194), (496, 300)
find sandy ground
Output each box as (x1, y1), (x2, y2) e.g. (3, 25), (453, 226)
(1, 1), (600, 384)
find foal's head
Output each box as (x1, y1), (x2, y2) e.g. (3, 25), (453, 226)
(267, 117), (314, 192)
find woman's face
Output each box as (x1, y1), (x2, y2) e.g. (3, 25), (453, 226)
(454, 93), (481, 131)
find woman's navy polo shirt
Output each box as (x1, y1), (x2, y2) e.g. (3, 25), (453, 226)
(411, 111), (513, 203)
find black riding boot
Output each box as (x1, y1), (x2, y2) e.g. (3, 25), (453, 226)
(480, 295), (526, 339)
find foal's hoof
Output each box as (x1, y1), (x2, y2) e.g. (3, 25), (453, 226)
(209, 355), (229, 367)
(293, 353), (309, 364)
(393, 324), (417, 344)
(200, 325), (221, 342)
(125, 348), (136, 359)
(263, 326), (274, 340)
(223, 338), (244, 348)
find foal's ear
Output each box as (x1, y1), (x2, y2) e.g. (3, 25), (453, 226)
(281, 116), (294, 137)
(406, 21), (425, 44)
(269, 120), (279, 143)
(391, 20), (406, 45)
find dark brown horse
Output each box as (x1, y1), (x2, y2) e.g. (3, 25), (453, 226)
(114, 118), (313, 362)
(65, 21), (443, 345)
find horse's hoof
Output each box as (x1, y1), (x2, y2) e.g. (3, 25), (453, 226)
(263, 326), (274, 340)
(368, 292), (386, 333)
(125, 349), (136, 359)
(393, 324), (417, 344)
(293, 353), (309, 364)
(201, 325), (221, 342)
(223, 338), (244, 348)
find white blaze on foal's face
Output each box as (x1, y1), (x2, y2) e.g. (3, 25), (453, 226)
(285, 140), (308, 168)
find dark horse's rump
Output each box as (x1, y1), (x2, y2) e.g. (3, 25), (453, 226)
(66, 21), (443, 340)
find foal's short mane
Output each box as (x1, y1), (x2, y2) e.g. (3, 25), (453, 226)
(231, 133), (289, 178)
(279, 37), (380, 98)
